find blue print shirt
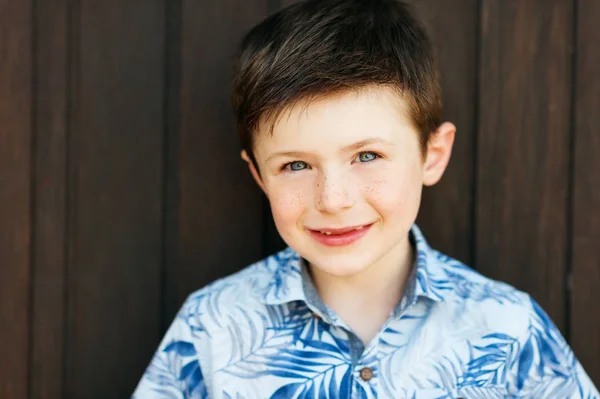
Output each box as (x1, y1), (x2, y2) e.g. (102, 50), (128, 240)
(133, 225), (599, 398)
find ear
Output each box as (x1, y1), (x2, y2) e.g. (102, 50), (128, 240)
(423, 122), (456, 186)
(241, 150), (267, 193)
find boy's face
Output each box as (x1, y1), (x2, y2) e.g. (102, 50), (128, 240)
(243, 86), (455, 278)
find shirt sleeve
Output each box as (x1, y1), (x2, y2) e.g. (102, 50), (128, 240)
(132, 300), (208, 399)
(508, 296), (599, 398)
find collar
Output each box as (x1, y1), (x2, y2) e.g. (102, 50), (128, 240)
(259, 224), (451, 307)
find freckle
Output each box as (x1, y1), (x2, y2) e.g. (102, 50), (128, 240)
(276, 189), (306, 208)
(368, 186), (381, 197)
(365, 180), (384, 195)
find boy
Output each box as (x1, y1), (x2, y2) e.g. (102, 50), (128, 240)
(133, 0), (599, 397)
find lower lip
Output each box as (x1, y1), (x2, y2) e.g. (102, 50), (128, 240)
(308, 224), (373, 247)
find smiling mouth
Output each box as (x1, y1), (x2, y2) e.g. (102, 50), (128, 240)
(307, 223), (374, 246)
(314, 225), (368, 235)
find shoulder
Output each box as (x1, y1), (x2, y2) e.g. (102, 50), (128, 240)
(428, 251), (597, 396)
(429, 249), (542, 336)
(176, 247), (300, 331)
(134, 250), (301, 397)
(432, 249), (525, 301)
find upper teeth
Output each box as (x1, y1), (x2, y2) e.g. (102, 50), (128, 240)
(320, 226), (363, 235)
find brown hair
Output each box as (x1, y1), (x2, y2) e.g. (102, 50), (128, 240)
(231, 0), (442, 162)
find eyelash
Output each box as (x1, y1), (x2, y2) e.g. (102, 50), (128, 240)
(281, 151), (382, 172)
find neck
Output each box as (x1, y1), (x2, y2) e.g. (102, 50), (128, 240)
(309, 234), (415, 345)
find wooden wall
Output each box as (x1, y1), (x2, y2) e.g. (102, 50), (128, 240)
(0, 0), (598, 397)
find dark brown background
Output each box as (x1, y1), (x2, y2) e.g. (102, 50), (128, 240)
(1, 0), (598, 397)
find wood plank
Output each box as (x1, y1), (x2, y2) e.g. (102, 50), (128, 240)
(476, 0), (573, 332)
(571, 0), (600, 385)
(413, 0), (478, 265)
(0, 0), (32, 397)
(30, 1), (68, 398)
(169, 0), (268, 316)
(161, 0), (182, 331)
(65, 1), (165, 397)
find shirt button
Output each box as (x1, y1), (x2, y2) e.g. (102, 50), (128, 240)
(359, 367), (373, 381)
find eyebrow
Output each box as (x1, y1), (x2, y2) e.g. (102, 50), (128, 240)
(265, 138), (395, 163)
(341, 138), (395, 152)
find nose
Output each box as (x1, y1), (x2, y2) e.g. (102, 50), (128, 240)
(315, 169), (356, 214)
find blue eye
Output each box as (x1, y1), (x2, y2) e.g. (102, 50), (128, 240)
(287, 161), (308, 171)
(358, 151), (378, 162)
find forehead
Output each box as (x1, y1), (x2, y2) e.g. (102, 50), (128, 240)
(253, 86), (417, 155)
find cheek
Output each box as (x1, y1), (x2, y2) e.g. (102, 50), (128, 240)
(361, 164), (423, 219)
(266, 183), (310, 230)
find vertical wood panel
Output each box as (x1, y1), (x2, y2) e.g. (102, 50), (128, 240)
(170, 0), (268, 316)
(162, 0), (182, 331)
(476, 0), (573, 331)
(571, 0), (600, 385)
(0, 0), (32, 397)
(66, 1), (165, 397)
(30, 0), (68, 397)
(413, 0), (478, 264)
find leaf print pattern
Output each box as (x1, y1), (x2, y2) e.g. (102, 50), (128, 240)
(133, 225), (599, 398)
(461, 333), (518, 387)
(163, 341), (207, 397)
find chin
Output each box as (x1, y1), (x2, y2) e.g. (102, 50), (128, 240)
(305, 252), (376, 277)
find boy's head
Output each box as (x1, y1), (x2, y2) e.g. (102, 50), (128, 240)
(231, 0), (455, 276)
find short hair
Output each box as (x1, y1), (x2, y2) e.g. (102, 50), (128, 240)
(231, 0), (442, 161)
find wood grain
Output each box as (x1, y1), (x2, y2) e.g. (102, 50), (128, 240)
(0, 0), (32, 397)
(30, 0), (68, 397)
(571, 0), (600, 386)
(65, 0), (165, 396)
(169, 0), (268, 317)
(476, 0), (573, 332)
(413, 0), (478, 265)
